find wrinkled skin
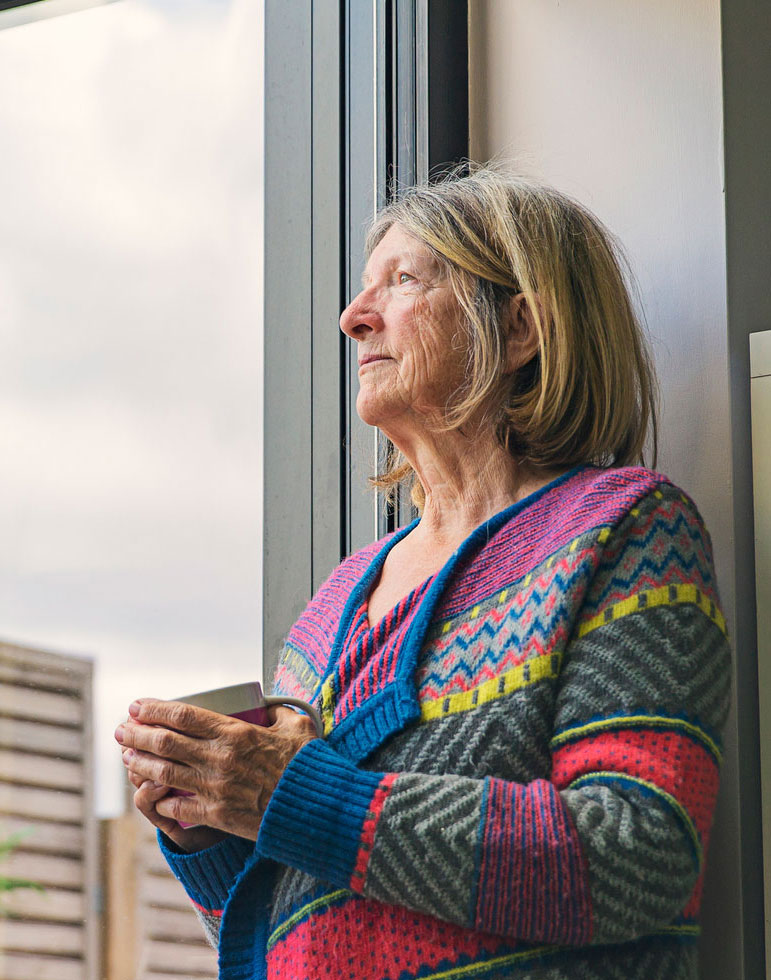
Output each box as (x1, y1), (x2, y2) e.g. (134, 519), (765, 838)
(115, 699), (316, 852)
(340, 223), (470, 442)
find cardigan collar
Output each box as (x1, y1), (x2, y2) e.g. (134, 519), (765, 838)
(318, 466), (586, 764)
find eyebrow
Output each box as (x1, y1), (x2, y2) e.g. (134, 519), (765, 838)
(360, 256), (413, 289)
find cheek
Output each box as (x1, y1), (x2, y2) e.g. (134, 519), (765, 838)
(412, 301), (466, 383)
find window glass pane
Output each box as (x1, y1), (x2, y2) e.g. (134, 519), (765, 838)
(0, 0), (264, 838)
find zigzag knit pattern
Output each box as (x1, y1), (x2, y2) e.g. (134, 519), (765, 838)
(159, 466), (731, 980)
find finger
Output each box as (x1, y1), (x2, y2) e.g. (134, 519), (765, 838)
(134, 781), (182, 839)
(126, 768), (145, 789)
(155, 790), (209, 829)
(116, 721), (203, 766)
(268, 705), (316, 737)
(123, 747), (199, 793)
(128, 699), (229, 739)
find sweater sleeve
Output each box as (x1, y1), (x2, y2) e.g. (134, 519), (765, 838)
(157, 831), (257, 947)
(256, 488), (731, 946)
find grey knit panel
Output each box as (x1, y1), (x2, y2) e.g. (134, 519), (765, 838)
(364, 772), (484, 926)
(269, 865), (335, 929)
(555, 604), (731, 735)
(561, 782), (697, 944)
(367, 682), (555, 783)
(193, 907), (221, 950)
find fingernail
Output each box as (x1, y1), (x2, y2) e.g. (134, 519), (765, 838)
(128, 701), (141, 718)
(114, 726), (125, 743)
(123, 748), (135, 761)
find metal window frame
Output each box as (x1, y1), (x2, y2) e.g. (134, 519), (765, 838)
(0, 0), (119, 28)
(263, 0), (467, 680)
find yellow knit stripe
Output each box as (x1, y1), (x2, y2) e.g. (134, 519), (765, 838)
(420, 653), (562, 723)
(568, 771), (703, 867)
(550, 714), (722, 764)
(659, 923), (701, 937)
(406, 946), (559, 978)
(320, 676), (336, 736)
(577, 584), (726, 639)
(267, 888), (351, 949)
(277, 647), (319, 693)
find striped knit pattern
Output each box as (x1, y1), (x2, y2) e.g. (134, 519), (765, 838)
(159, 466), (730, 980)
(350, 772), (398, 893)
(331, 576), (433, 732)
(476, 778), (592, 943)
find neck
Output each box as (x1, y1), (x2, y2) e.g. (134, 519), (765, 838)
(383, 421), (566, 548)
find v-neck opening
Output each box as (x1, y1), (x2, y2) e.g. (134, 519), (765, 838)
(363, 570), (436, 633)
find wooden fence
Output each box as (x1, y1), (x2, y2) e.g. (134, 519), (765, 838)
(0, 640), (98, 980)
(0, 639), (219, 979)
(101, 807), (218, 980)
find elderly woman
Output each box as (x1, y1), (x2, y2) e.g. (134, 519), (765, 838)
(116, 168), (730, 980)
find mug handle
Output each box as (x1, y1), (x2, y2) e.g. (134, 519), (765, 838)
(263, 695), (324, 738)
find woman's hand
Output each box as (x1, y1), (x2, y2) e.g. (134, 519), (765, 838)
(115, 699), (317, 849)
(126, 772), (227, 853)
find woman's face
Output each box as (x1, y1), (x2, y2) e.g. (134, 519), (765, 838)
(339, 224), (467, 433)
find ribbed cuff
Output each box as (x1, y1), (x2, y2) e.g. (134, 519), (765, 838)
(256, 738), (384, 887)
(158, 831), (256, 911)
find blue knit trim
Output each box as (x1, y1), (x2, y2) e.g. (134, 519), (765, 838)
(319, 465), (588, 763)
(327, 682), (421, 762)
(219, 858), (276, 980)
(157, 830), (255, 912)
(256, 738), (384, 886)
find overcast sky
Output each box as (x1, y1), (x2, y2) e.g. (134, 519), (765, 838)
(0, 0), (264, 815)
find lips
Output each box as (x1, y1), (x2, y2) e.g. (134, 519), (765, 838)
(358, 354), (391, 367)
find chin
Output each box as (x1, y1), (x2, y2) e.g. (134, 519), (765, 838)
(356, 391), (399, 429)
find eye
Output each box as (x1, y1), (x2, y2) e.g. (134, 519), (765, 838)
(398, 271), (415, 285)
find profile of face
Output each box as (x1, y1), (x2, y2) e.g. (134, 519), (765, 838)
(339, 224), (468, 436)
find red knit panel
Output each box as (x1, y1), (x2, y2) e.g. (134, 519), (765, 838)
(551, 729), (720, 844)
(475, 778), (592, 945)
(349, 773), (398, 894)
(266, 898), (507, 980)
(191, 898), (222, 917)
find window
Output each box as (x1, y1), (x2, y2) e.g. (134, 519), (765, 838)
(0, 0), (263, 971)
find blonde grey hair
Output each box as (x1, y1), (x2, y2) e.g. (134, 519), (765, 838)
(365, 165), (658, 510)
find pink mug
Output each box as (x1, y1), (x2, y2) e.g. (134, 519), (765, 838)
(176, 680), (323, 735)
(168, 680), (322, 827)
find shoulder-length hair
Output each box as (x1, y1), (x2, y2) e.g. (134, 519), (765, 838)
(365, 165), (659, 511)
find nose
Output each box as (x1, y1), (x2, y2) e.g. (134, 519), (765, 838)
(339, 289), (384, 341)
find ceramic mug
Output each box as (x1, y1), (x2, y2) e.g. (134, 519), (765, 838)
(177, 680), (323, 736)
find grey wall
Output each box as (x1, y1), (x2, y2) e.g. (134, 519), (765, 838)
(470, 1), (765, 976)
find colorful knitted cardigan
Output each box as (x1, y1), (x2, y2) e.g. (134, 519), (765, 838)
(161, 465), (731, 980)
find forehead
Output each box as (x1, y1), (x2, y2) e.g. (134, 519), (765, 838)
(362, 224), (441, 284)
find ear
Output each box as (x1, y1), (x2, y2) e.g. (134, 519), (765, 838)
(503, 293), (542, 375)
